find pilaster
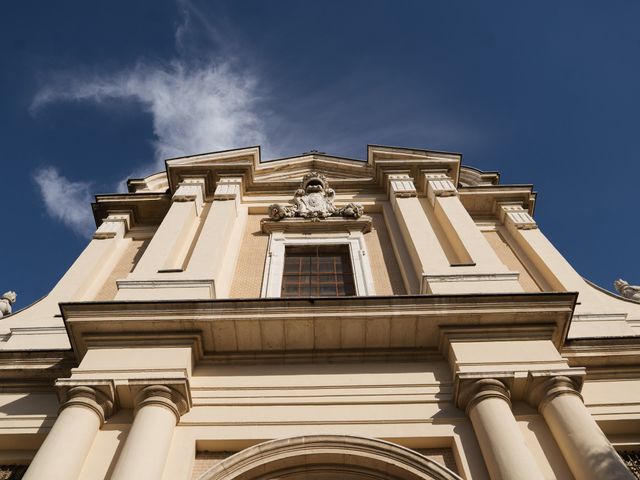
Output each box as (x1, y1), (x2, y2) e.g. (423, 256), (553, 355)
(387, 174), (451, 292)
(497, 202), (585, 293)
(186, 177), (245, 298)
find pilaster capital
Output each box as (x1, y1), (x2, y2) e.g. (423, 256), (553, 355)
(525, 369), (585, 412)
(130, 379), (191, 423)
(93, 211), (132, 240)
(425, 173), (458, 206)
(455, 373), (514, 415)
(173, 177), (206, 214)
(214, 177), (242, 211)
(214, 177), (242, 200)
(498, 203), (537, 230)
(387, 174), (417, 198)
(55, 379), (116, 423)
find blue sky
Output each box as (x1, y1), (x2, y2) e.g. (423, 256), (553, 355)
(1, 1), (639, 307)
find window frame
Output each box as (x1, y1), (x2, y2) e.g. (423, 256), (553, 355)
(261, 231), (376, 298)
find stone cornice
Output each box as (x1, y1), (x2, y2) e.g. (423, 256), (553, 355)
(93, 145), (540, 226)
(0, 351), (75, 385)
(562, 337), (640, 368)
(59, 292), (577, 363)
(260, 216), (372, 234)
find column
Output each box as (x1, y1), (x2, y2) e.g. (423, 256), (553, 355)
(458, 378), (543, 480)
(132, 178), (205, 275)
(388, 174), (451, 291)
(110, 384), (190, 480)
(23, 384), (114, 480)
(186, 178), (242, 297)
(528, 375), (634, 480)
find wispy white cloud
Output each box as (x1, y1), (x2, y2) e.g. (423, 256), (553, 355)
(30, 0), (272, 236)
(31, 60), (268, 168)
(33, 166), (94, 237)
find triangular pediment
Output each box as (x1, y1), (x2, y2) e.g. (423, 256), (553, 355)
(129, 144), (467, 196)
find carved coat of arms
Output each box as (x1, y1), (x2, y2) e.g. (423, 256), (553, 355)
(269, 172), (364, 220)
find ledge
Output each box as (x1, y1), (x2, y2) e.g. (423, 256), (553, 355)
(261, 216), (372, 234)
(59, 292), (577, 363)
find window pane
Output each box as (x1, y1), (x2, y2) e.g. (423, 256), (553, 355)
(281, 245), (356, 298)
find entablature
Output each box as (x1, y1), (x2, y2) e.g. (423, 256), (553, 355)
(59, 292), (577, 365)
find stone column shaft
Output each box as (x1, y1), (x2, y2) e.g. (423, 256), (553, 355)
(460, 379), (543, 480)
(531, 376), (634, 480)
(23, 386), (113, 480)
(110, 385), (189, 480)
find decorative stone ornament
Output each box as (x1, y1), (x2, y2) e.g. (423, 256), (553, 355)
(269, 172), (364, 221)
(0, 291), (16, 319)
(614, 279), (640, 302)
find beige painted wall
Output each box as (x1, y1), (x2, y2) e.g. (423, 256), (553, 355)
(229, 214), (269, 298)
(95, 238), (150, 301)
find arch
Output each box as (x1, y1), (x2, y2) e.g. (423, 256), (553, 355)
(197, 435), (462, 480)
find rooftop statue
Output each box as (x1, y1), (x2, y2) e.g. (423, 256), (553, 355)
(0, 291), (16, 319)
(614, 279), (640, 302)
(269, 172), (364, 221)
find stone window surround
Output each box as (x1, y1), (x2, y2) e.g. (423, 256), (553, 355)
(261, 230), (376, 298)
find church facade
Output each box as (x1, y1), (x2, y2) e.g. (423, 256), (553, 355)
(1, 145), (639, 479)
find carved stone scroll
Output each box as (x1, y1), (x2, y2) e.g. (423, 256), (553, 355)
(268, 172), (364, 221)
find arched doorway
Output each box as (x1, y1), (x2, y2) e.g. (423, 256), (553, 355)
(197, 435), (462, 480)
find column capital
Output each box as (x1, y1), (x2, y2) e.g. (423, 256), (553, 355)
(93, 211), (132, 240)
(498, 203), (537, 230)
(173, 177), (206, 214)
(130, 379), (191, 423)
(387, 174), (417, 198)
(425, 173), (457, 206)
(455, 374), (514, 414)
(525, 369), (585, 412)
(55, 379), (116, 423)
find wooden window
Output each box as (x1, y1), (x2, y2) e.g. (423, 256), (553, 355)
(281, 245), (356, 297)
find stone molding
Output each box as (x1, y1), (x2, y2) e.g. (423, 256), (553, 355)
(426, 174), (458, 206)
(525, 369), (586, 412)
(424, 271), (519, 284)
(260, 229), (376, 297)
(198, 435), (462, 480)
(93, 212), (132, 240)
(455, 375), (514, 415)
(261, 216), (372, 234)
(115, 278), (215, 298)
(499, 203), (537, 230)
(388, 174), (417, 198)
(55, 379), (116, 423)
(130, 379), (191, 423)
(173, 178), (206, 214)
